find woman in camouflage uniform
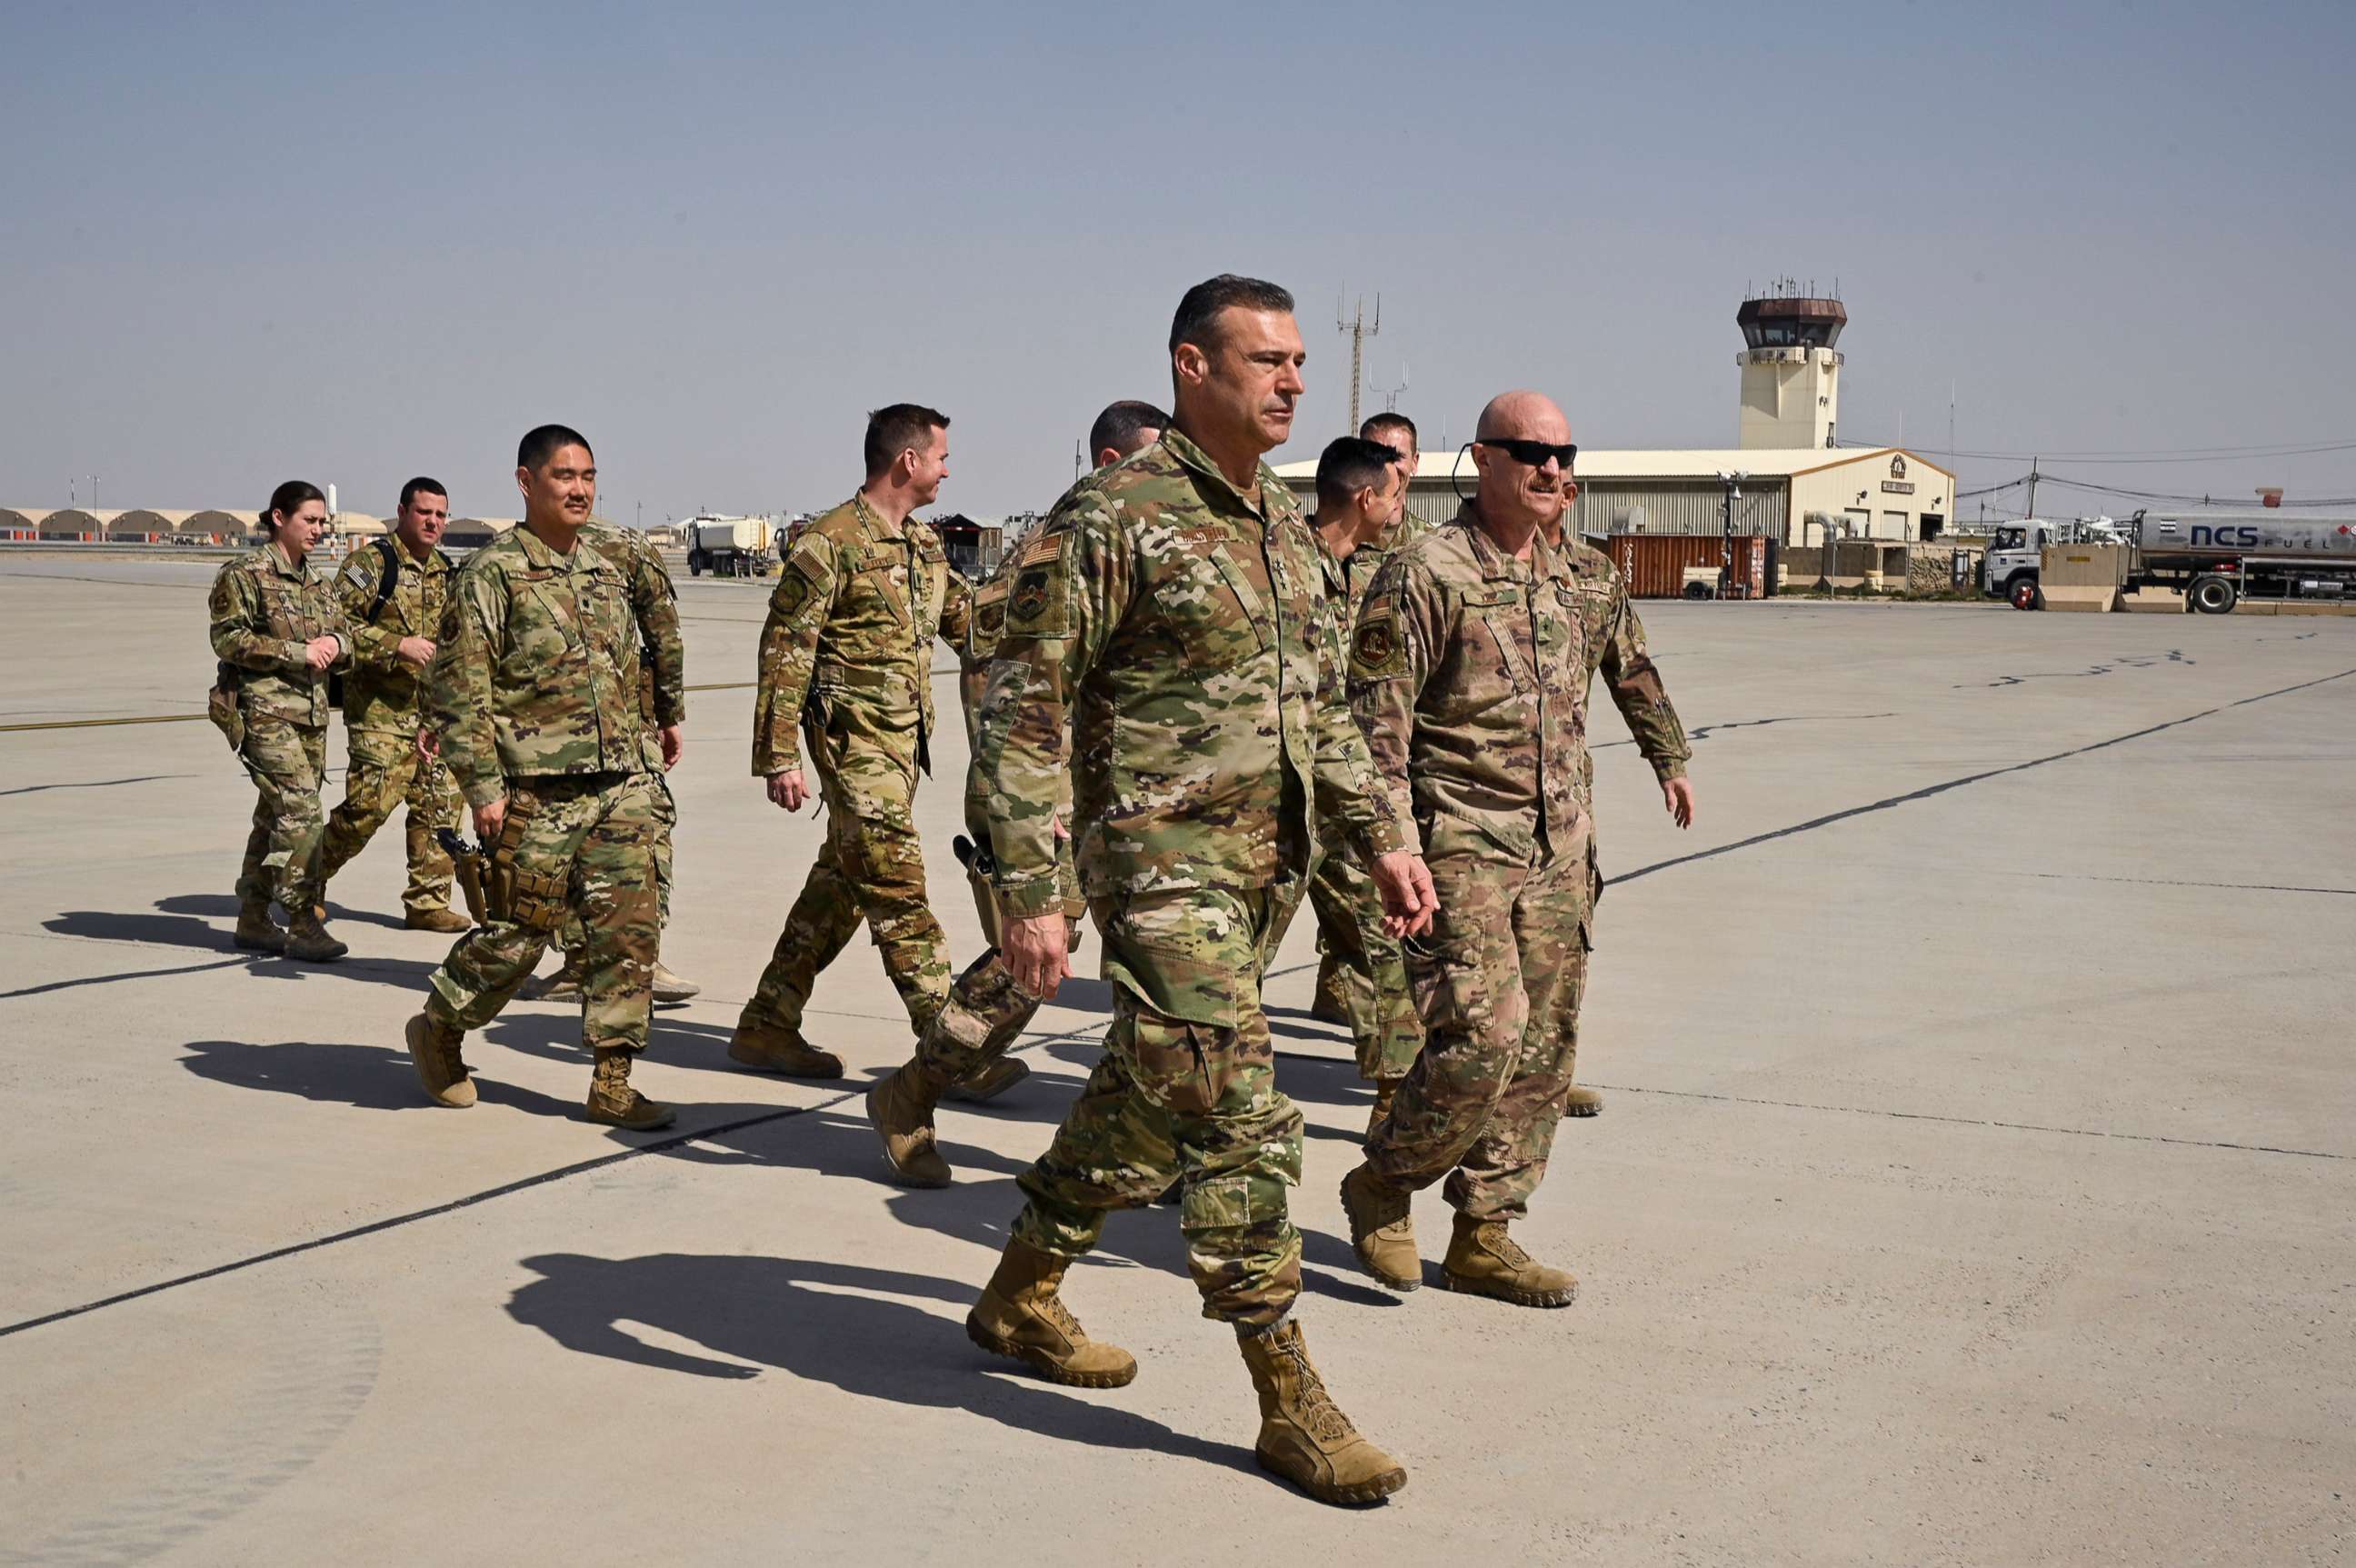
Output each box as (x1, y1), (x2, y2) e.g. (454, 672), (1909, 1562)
(207, 480), (352, 962)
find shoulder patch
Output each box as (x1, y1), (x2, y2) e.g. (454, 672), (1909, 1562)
(1350, 603), (1405, 681)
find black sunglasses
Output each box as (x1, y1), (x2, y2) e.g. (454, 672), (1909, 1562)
(1477, 437), (1577, 469)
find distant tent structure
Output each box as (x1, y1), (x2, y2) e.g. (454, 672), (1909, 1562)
(0, 507), (34, 538)
(178, 509), (246, 543)
(39, 508), (99, 539)
(442, 517), (515, 549)
(107, 508), (173, 540)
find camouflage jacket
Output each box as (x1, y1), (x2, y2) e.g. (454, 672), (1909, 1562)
(1351, 505), (1592, 866)
(751, 495), (972, 776)
(974, 428), (1404, 919)
(583, 521), (686, 731)
(1564, 534), (1689, 783)
(208, 542), (349, 728)
(426, 523), (656, 808)
(333, 535), (453, 734)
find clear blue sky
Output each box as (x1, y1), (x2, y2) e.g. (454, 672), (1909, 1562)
(5, 0), (2352, 522)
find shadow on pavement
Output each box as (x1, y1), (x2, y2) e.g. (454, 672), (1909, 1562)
(158, 891), (413, 933)
(178, 1037), (580, 1118)
(504, 1252), (1256, 1476)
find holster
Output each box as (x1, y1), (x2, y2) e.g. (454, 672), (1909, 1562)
(953, 834), (1002, 948)
(434, 827), (489, 927)
(207, 684), (245, 753)
(484, 803), (566, 931)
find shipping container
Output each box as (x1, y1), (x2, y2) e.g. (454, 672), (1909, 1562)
(1603, 533), (1772, 598)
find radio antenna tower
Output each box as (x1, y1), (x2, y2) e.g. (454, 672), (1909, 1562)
(1337, 292), (1380, 434)
(1370, 358), (1409, 414)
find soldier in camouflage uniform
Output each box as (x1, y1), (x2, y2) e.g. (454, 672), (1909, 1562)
(208, 480), (353, 964)
(523, 515), (696, 1004)
(865, 400), (1166, 1186)
(1540, 503), (1695, 1116)
(733, 404), (971, 1079)
(403, 425), (674, 1131)
(1339, 391), (1689, 1309)
(1294, 435), (1426, 1127)
(1311, 411), (1426, 1031)
(962, 278), (1434, 1509)
(314, 477), (471, 933)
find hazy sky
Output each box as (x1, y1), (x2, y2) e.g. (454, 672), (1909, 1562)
(5, 0), (2352, 523)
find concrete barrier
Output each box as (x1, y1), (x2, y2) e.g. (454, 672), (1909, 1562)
(2122, 587), (2186, 614)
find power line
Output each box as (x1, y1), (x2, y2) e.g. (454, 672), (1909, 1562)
(2035, 474), (2356, 508)
(1838, 435), (2356, 464)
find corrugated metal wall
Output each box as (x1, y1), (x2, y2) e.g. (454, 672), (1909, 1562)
(1569, 481), (1787, 538)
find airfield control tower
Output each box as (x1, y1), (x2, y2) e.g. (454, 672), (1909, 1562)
(1737, 283), (1846, 450)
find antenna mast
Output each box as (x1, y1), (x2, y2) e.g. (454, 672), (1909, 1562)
(1338, 292), (1381, 434)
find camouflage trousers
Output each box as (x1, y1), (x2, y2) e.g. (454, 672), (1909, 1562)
(316, 728), (464, 916)
(424, 772), (662, 1053)
(558, 774), (673, 952)
(1307, 850), (1423, 1080)
(744, 733), (947, 1038)
(1365, 844), (1590, 1223)
(1013, 882), (1306, 1330)
(233, 715), (328, 914)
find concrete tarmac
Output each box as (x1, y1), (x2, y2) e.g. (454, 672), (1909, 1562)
(2, 554), (2350, 1565)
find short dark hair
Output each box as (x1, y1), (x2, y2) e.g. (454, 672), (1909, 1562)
(518, 424), (593, 473)
(1087, 400), (1170, 463)
(864, 404), (950, 479)
(1169, 275), (1295, 356)
(1361, 412), (1418, 452)
(398, 476), (448, 511)
(262, 479), (325, 534)
(1315, 436), (1400, 512)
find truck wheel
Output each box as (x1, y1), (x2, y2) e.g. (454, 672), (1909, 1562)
(1683, 581), (1712, 600)
(2191, 575), (2237, 614)
(687, 552), (704, 576)
(2009, 577), (2042, 611)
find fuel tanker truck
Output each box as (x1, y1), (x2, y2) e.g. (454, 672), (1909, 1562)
(1989, 510), (2356, 612)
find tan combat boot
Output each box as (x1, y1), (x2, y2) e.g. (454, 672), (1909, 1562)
(651, 962), (699, 1003)
(964, 1239), (1137, 1388)
(404, 1013), (476, 1108)
(864, 1062), (954, 1187)
(1441, 1213), (1579, 1308)
(1338, 1164), (1420, 1291)
(1564, 1084), (1603, 1117)
(727, 1019), (844, 1079)
(1238, 1318), (1407, 1506)
(1365, 1076), (1402, 1138)
(283, 910), (348, 963)
(234, 901), (285, 954)
(585, 1047), (675, 1131)
(520, 954), (583, 1001)
(943, 1055), (1029, 1104)
(404, 906), (473, 934)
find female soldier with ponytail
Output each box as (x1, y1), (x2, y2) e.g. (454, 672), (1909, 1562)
(207, 480), (353, 962)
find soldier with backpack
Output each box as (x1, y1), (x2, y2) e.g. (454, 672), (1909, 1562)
(314, 478), (471, 932)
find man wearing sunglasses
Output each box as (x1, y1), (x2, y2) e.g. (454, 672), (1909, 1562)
(1338, 390), (1685, 1308)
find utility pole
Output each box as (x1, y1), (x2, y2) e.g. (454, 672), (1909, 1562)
(2025, 456), (2041, 520)
(1337, 293), (1380, 434)
(1074, 438), (1084, 484)
(1370, 358), (1408, 415)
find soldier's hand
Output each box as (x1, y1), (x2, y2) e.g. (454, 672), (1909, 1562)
(1003, 912), (1072, 999)
(414, 728), (434, 764)
(766, 768), (808, 812)
(474, 795), (508, 842)
(396, 635), (436, 668)
(1662, 776), (1696, 829)
(303, 635), (340, 671)
(1373, 850), (1438, 938)
(659, 724), (684, 770)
